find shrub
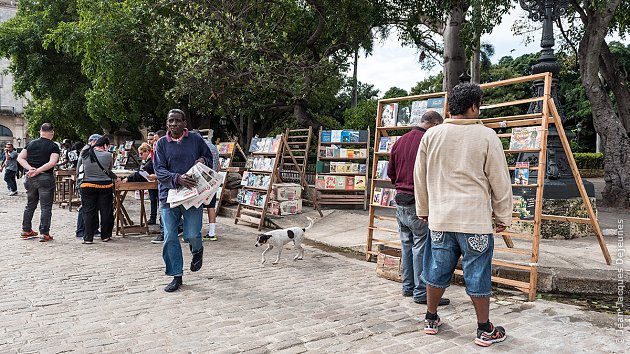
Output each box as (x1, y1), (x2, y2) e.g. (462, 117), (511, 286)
(573, 152), (604, 170)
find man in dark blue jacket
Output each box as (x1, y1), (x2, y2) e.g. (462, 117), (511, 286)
(154, 109), (214, 292)
(388, 110), (448, 305)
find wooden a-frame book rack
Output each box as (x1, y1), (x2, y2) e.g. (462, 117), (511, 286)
(366, 72), (611, 301)
(235, 134), (322, 231)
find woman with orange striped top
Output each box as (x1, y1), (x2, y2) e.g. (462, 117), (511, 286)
(77, 136), (115, 244)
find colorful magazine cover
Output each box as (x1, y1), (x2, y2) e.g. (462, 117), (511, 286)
(381, 103), (398, 127)
(354, 176), (366, 190)
(509, 127), (542, 150)
(372, 187), (383, 205)
(514, 162), (530, 185)
(410, 100), (428, 125)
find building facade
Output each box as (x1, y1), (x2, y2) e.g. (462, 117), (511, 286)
(0, 0), (28, 148)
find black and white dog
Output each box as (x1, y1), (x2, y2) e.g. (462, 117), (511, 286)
(255, 217), (314, 264)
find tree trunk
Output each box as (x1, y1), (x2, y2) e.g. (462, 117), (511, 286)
(471, 34), (481, 84)
(351, 48), (358, 108)
(442, 2), (468, 93)
(245, 114), (255, 151)
(599, 41), (630, 134)
(577, 0), (630, 207)
(293, 100), (321, 130)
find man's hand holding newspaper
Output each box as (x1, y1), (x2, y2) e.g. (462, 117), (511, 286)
(166, 162), (221, 209)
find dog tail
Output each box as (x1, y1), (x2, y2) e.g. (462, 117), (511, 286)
(303, 216), (314, 231)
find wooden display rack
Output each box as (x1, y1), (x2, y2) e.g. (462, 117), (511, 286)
(234, 135), (323, 231)
(278, 127), (312, 185)
(216, 141), (246, 212)
(366, 91), (448, 256)
(315, 127), (371, 210)
(365, 73), (611, 300)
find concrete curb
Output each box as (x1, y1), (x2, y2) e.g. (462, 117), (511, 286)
(219, 205), (628, 296)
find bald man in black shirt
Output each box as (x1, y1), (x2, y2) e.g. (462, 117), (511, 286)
(17, 123), (60, 242)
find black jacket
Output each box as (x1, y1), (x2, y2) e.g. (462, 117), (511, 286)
(126, 159), (155, 182)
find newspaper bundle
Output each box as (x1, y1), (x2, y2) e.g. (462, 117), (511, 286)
(167, 162), (222, 209)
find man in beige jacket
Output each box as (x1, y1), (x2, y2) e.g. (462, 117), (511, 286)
(414, 83), (512, 347)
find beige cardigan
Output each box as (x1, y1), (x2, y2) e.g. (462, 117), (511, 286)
(414, 119), (512, 234)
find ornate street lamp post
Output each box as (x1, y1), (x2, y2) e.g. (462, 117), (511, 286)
(518, 0), (595, 238)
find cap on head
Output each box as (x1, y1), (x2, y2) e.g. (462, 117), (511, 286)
(88, 134), (103, 142)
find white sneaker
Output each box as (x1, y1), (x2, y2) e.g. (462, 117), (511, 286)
(8, 191), (17, 196)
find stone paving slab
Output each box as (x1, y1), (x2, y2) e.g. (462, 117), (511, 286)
(0, 192), (627, 353)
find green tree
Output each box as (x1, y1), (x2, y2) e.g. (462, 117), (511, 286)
(0, 0), (94, 139)
(48, 0), (174, 132)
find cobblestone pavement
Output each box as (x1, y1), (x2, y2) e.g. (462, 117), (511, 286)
(0, 192), (627, 353)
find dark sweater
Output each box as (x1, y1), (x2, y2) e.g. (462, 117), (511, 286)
(154, 130), (214, 204)
(387, 127), (426, 198)
(126, 159), (155, 182)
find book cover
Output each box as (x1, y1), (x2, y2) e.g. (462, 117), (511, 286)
(514, 162), (530, 185)
(347, 149), (355, 158)
(359, 164), (367, 174)
(358, 130), (368, 142)
(410, 100), (428, 125)
(381, 188), (391, 206)
(325, 147), (334, 158)
(331, 130), (342, 143)
(372, 187), (383, 205)
(345, 176), (354, 190)
(329, 162), (338, 173)
(316, 161), (325, 173)
(321, 130), (332, 143)
(241, 171), (249, 186)
(378, 137), (389, 152)
(354, 176), (366, 190)
(341, 130), (351, 142)
(325, 176), (336, 189)
(427, 97), (445, 108)
(332, 147), (340, 158)
(245, 157), (254, 169)
(509, 127), (542, 150)
(381, 103), (398, 127)
(350, 131), (360, 142)
(318, 147), (326, 158)
(396, 105), (412, 126)
(335, 176), (346, 189)
(427, 107), (445, 118)
(359, 149), (367, 158)
(376, 160), (389, 179)
(340, 148), (348, 158)
(513, 191), (536, 220)
(271, 138), (281, 153)
(351, 163), (359, 173)
(249, 138), (262, 152)
(388, 190), (398, 207)
(315, 176), (325, 189)
(344, 163), (352, 173)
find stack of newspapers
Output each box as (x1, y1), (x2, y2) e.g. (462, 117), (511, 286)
(167, 162), (221, 209)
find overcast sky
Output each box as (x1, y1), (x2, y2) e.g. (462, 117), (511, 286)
(353, 9), (624, 95)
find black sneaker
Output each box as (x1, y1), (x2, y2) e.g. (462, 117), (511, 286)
(402, 291), (413, 297)
(424, 315), (441, 335)
(164, 276), (182, 292)
(147, 218), (156, 225)
(151, 235), (164, 244)
(475, 323), (506, 347)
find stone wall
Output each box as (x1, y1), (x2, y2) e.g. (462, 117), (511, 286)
(510, 197), (597, 239)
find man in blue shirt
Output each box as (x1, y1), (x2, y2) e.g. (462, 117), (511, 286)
(154, 109), (214, 292)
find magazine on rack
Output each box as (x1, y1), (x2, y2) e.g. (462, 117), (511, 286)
(167, 162), (222, 209)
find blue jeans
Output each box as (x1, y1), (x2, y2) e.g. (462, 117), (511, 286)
(161, 204), (203, 276)
(396, 204), (427, 300)
(4, 169), (17, 192)
(421, 230), (495, 297)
